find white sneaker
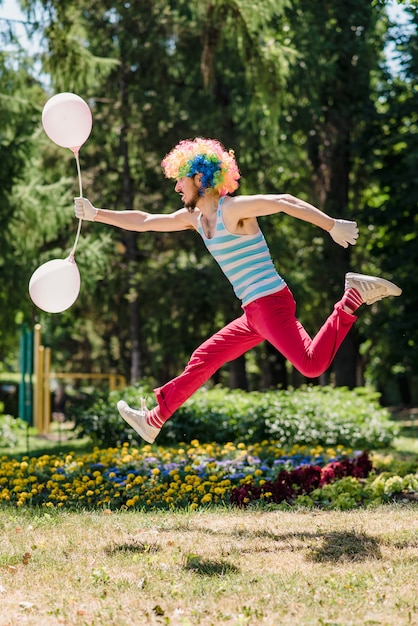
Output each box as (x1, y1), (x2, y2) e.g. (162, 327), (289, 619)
(345, 272), (402, 305)
(117, 398), (161, 443)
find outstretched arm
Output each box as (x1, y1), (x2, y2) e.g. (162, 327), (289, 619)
(74, 197), (195, 233)
(224, 194), (358, 248)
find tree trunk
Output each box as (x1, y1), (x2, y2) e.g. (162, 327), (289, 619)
(229, 355), (248, 390)
(310, 110), (358, 387)
(260, 343), (288, 390)
(333, 333), (357, 389)
(120, 65), (142, 383)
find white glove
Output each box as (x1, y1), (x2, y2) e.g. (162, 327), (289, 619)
(329, 219), (358, 248)
(74, 197), (98, 221)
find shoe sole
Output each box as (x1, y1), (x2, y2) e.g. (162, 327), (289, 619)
(346, 272), (402, 297)
(117, 401), (156, 443)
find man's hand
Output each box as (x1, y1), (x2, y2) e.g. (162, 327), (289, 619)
(74, 197), (98, 221)
(329, 219), (359, 248)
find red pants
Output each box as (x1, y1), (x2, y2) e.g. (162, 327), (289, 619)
(154, 287), (356, 420)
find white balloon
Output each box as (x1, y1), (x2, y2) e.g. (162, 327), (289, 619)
(29, 257), (81, 313)
(42, 92), (92, 150)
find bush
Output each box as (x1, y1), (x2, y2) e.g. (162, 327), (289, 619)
(72, 384), (152, 447)
(0, 403), (28, 448)
(73, 385), (396, 449)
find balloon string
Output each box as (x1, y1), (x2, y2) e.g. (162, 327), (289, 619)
(71, 150), (83, 258)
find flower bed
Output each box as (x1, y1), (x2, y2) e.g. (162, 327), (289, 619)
(230, 451), (373, 507)
(0, 441), (416, 510)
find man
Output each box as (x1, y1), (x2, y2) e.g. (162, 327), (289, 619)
(74, 137), (401, 443)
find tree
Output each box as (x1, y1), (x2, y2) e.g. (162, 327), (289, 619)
(264, 0), (391, 388)
(18, 0), (293, 388)
(0, 20), (47, 366)
(360, 3), (418, 403)
(5, 0), (412, 399)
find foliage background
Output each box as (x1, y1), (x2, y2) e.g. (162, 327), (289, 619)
(0, 0), (417, 411)
(73, 385), (396, 449)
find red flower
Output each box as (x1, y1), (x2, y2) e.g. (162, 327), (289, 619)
(230, 451), (372, 507)
(319, 466), (335, 486)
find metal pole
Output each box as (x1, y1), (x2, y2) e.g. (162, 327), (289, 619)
(33, 324), (42, 431)
(43, 347), (51, 434)
(37, 346), (44, 433)
(19, 325), (27, 421)
(26, 329), (34, 425)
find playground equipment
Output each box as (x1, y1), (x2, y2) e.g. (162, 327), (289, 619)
(19, 324), (33, 425)
(19, 324), (126, 433)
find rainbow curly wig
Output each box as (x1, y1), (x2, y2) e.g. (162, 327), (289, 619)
(161, 138), (240, 196)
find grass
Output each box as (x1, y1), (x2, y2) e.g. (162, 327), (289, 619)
(0, 411), (417, 625)
(0, 421), (92, 459)
(0, 505), (417, 625)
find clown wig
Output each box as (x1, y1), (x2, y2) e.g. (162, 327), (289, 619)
(161, 138), (240, 196)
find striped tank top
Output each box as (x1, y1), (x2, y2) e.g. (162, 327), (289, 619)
(197, 198), (286, 306)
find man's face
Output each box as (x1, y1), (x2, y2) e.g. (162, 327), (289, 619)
(175, 175), (201, 212)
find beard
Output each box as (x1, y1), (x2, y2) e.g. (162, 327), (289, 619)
(185, 186), (201, 212)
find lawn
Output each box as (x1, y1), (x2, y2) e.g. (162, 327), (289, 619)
(0, 409), (417, 625)
(0, 505), (417, 625)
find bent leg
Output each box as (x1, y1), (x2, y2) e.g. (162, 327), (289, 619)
(154, 313), (263, 420)
(246, 287), (357, 378)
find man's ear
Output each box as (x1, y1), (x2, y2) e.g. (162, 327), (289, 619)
(194, 172), (203, 185)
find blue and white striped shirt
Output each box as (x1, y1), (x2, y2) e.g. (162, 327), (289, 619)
(197, 199), (286, 306)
